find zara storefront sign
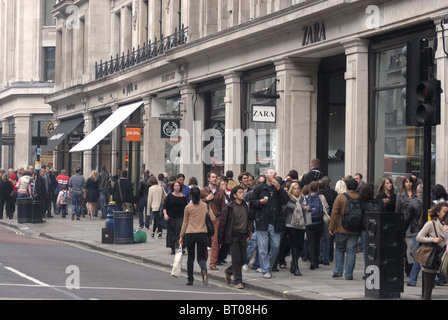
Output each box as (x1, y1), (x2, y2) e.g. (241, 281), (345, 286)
(252, 105), (276, 123)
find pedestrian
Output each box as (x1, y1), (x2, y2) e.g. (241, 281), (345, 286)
(163, 181), (188, 254)
(416, 201), (448, 300)
(97, 166), (111, 219)
(16, 171), (33, 199)
(395, 175), (420, 277)
(334, 179), (347, 195)
(226, 170), (238, 190)
(44, 166), (57, 218)
(304, 181), (329, 270)
(329, 178), (360, 280)
(86, 170), (99, 219)
(179, 187), (216, 286)
(218, 186), (254, 289)
(69, 167), (86, 220)
(200, 171), (227, 270)
(282, 182), (307, 276)
(147, 175), (167, 238)
(188, 177), (198, 189)
(34, 168), (50, 222)
(6, 173), (17, 219)
(137, 170), (150, 228)
(56, 184), (70, 218)
(376, 177), (396, 213)
(300, 158), (324, 188)
(0, 173), (13, 219)
(318, 179), (334, 266)
(249, 168), (289, 279)
(112, 170), (136, 212)
(175, 173), (190, 200)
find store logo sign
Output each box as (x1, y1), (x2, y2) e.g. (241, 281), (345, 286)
(252, 105), (276, 123)
(126, 128), (142, 142)
(161, 120), (180, 139)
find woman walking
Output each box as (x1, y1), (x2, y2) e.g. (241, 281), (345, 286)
(85, 170), (99, 219)
(147, 175), (167, 238)
(282, 182), (306, 276)
(179, 187), (216, 286)
(376, 177), (396, 213)
(164, 181), (188, 254)
(416, 201), (447, 300)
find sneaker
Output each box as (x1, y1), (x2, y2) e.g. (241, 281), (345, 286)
(234, 283), (244, 289)
(150, 233), (155, 238)
(256, 268), (262, 273)
(157, 233), (162, 239)
(242, 264), (249, 272)
(263, 273), (272, 279)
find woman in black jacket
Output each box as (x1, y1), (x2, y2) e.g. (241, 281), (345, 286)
(0, 173), (13, 219)
(376, 177), (396, 213)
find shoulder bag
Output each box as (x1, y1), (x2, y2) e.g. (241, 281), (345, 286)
(414, 221), (445, 270)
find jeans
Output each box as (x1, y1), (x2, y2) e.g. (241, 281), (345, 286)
(257, 224), (282, 274)
(152, 210), (162, 233)
(306, 223), (324, 266)
(408, 236), (421, 286)
(99, 189), (110, 219)
(71, 192), (83, 218)
(334, 233), (358, 279)
(138, 196), (147, 228)
(246, 231), (260, 270)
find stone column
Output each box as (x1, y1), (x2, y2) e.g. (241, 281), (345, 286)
(82, 111), (93, 173)
(274, 58), (320, 178)
(223, 71), (243, 176)
(343, 39), (369, 178)
(435, 18), (448, 187)
(1, 119), (9, 168)
(14, 114), (31, 168)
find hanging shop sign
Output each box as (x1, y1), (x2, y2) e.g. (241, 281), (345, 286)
(126, 127), (142, 142)
(252, 105), (277, 123)
(161, 119), (180, 139)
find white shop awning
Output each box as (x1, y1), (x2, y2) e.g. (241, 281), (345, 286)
(69, 101), (143, 153)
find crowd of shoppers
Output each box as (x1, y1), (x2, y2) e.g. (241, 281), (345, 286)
(1, 159), (447, 299)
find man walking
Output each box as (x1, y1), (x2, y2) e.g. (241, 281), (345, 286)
(69, 167), (86, 220)
(33, 168), (49, 222)
(249, 168), (289, 278)
(218, 186), (254, 289)
(200, 171), (226, 270)
(329, 178), (360, 280)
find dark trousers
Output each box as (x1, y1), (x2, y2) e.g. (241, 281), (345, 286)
(422, 271), (437, 300)
(225, 233), (248, 285)
(306, 223), (324, 266)
(185, 233), (208, 283)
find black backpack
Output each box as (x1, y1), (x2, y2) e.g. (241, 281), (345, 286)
(341, 193), (364, 232)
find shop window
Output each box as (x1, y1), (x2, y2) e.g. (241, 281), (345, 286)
(372, 44), (436, 189)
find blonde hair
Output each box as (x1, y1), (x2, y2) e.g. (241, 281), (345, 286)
(288, 182), (301, 199)
(90, 170), (98, 180)
(335, 180), (347, 194)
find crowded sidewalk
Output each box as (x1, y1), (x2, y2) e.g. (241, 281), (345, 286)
(1, 212), (446, 300)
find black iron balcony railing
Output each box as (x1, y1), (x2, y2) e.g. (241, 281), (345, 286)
(95, 25), (188, 80)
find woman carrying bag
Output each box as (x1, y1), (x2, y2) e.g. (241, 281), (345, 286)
(415, 201), (448, 300)
(179, 187), (216, 286)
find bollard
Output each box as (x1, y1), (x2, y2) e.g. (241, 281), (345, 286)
(31, 199), (44, 223)
(113, 211), (133, 244)
(17, 198), (32, 224)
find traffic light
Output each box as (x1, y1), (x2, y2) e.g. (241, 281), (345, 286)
(415, 78), (441, 126)
(125, 154), (129, 163)
(402, 40), (442, 127)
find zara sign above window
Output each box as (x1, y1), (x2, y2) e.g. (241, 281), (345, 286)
(252, 105), (277, 123)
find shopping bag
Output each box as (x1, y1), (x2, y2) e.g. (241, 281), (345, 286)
(171, 246), (183, 278)
(439, 251), (448, 279)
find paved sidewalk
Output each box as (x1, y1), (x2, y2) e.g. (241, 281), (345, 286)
(1, 213), (447, 300)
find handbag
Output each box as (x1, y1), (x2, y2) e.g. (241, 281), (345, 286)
(171, 246), (183, 278)
(205, 204), (215, 237)
(323, 211), (331, 224)
(414, 221), (445, 270)
(439, 251), (448, 279)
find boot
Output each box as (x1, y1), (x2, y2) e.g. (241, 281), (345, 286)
(291, 249), (302, 276)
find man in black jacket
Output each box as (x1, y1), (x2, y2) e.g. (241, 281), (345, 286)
(218, 186), (254, 289)
(249, 168), (289, 278)
(300, 158), (324, 188)
(113, 170), (136, 211)
(34, 169), (50, 222)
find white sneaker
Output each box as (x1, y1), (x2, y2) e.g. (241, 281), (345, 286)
(256, 268), (262, 273)
(263, 272), (272, 279)
(242, 264), (249, 272)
